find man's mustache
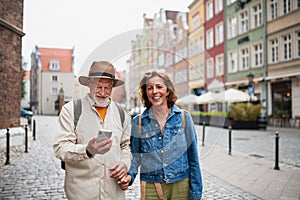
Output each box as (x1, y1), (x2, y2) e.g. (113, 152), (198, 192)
(95, 94), (109, 98)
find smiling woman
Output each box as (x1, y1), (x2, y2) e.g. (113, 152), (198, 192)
(119, 70), (203, 199)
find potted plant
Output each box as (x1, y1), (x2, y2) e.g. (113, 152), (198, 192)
(229, 103), (263, 129)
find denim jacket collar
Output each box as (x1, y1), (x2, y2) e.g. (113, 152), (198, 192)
(141, 105), (182, 120)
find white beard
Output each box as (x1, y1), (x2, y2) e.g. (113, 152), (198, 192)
(93, 95), (111, 107)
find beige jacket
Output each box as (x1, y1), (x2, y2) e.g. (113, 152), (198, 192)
(53, 95), (132, 200)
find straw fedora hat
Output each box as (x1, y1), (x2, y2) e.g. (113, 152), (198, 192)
(79, 61), (124, 87)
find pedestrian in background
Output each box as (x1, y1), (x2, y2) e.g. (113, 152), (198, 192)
(53, 61), (132, 200)
(119, 70), (203, 200)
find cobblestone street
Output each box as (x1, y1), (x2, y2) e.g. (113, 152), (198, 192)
(2, 116), (298, 199)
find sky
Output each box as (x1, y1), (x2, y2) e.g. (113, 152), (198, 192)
(22, 0), (193, 75)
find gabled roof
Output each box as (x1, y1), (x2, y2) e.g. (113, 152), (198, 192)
(37, 47), (74, 72)
(165, 10), (179, 24)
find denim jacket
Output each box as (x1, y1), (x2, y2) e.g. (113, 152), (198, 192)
(128, 105), (203, 199)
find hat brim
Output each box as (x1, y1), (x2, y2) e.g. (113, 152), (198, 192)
(79, 76), (124, 87)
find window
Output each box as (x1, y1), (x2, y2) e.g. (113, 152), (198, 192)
(52, 75), (58, 82)
(189, 42), (194, 58)
(166, 54), (173, 66)
(282, 34), (291, 60)
(183, 47), (188, 59)
(206, 1), (213, 20)
(215, 23), (224, 45)
(158, 35), (164, 46)
(192, 13), (200, 30)
(283, 0), (291, 14)
(190, 65), (203, 80)
(174, 68), (188, 84)
(270, 0), (278, 20)
(195, 40), (198, 56)
(199, 36), (204, 52)
(240, 11), (248, 34)
(270, 38), (278, 63)
(240, 47), (249, 70)
(253, 3), (262, 28)
(215, 0), (223, 14)
(175, 47), (187, 63)
(50, 60), (60, 71)
(216, 54), (224, 76)
(206, 28), (214, 49)
(206, 58), (214, 78)
(271, 81), (291, 116)
(200, 63), (205, 78)
(51, 87), (58, 95)
(229, 51), (238, 73)
(177, 29), (183, 43)
(229, 16), (237, 38)
(190, 39), (201, 56)
(253, 43), (263, 67)
(297, 32), (300, 57)
(227, 0), (237, 4)
(158, 53), (164, 65)
(175, 48), (182, 63)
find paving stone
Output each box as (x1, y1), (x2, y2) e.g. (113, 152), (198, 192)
(0, 116), (279, 199)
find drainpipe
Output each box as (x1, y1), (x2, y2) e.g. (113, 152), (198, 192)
(263, 0), (268, 116)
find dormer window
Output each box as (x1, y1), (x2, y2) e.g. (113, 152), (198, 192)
(50, 60), (60, 71)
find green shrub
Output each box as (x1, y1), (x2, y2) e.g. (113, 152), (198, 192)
(230, 103), (262, 121)
(190, 111), (229, 117)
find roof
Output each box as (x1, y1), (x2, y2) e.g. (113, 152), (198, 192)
(37, 47), (73, 72)
(165, 10), (179, 24)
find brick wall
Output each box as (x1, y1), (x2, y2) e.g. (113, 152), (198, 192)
(0, 0), (24, 129)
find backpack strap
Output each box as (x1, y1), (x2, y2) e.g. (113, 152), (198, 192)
(73, 99), (82, 130)
(62, 98), (82, 170)
(115, 103), (125, 127)
(181, 109), (186, 129)
(138, 114), (142, 136)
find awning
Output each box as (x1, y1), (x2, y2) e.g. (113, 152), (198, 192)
(265, 72), (300, 81)
(225, 77), (264, 86)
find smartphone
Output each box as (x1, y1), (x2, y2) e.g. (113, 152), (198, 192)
(97, 129), (112, 142)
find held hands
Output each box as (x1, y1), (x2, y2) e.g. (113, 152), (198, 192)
(86, 137), (112, 155)
(118, 175), (131, 190)
(109, 162), (128, 180)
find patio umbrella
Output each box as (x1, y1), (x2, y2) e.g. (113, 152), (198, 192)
(223, 88), (250, 102)
(176, 94), (199, 104)
(196, 91), (219, 104)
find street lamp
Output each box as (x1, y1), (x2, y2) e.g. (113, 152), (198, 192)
(247, 72), (255, 100)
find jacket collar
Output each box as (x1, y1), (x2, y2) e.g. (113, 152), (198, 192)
(141, 104), (181, 120)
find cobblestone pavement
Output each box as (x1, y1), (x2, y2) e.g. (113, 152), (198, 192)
(0, 116), (267, 199)
(196, 125), (300, 167)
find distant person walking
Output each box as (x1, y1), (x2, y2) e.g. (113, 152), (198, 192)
(53, 61), (131, 200)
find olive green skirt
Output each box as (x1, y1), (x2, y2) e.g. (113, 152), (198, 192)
(140, 177), (190, 200)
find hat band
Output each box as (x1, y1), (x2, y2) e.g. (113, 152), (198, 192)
(89, 72), (115, 79)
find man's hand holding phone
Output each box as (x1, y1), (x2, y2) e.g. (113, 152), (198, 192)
(86, 130), (112, 155)
(97, 129), (112, 142)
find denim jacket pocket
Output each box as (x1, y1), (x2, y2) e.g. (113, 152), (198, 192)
(167, 126), (189, 171)
(140, 129), (159, 153)
(169, 126), (186, 147)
